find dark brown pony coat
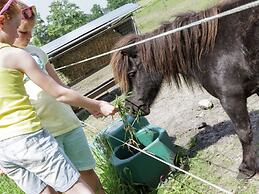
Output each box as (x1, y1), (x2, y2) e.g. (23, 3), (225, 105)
(111, 0), (259, 178)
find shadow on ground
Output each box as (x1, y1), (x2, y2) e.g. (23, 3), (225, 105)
(166, 110), (259, 180)
(187, 110), (259, 156)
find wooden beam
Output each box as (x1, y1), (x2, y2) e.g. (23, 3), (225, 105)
(84, 78), (115, 99)
(74, 78), (116, 114)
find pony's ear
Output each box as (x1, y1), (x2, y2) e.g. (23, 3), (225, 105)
(121, 46), (138, 58)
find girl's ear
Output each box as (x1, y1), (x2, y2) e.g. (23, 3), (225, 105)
(0, 15), (5, 26)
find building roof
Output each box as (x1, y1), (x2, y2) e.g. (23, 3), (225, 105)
(41, 3), (139, 57)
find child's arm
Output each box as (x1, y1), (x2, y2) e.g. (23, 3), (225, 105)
(45, 61), (115, 117)
(45, 62), (66, 86)
(15, 48), (116, 117)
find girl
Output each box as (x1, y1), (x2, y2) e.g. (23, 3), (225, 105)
(0, 0), (115, 194)
(14, 1), (106, 193)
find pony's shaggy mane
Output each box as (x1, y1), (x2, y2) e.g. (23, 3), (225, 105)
(110, 0), (250, 92)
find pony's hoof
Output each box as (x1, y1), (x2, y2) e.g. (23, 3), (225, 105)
(237, 171), (256, 179)
(237, 163), (256, 179)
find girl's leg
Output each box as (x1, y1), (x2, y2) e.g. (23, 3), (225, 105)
(64, 177), (94, 194)
(80, 170), (105, 194)
(56, 127), (104, 193)
(40, 186), (58, 194)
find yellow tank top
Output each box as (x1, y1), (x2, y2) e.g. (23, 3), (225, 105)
(0, 43), (42, 141)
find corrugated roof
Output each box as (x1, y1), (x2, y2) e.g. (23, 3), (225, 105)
(41, 3), (139, 56)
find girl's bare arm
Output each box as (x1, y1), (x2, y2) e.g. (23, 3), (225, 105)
(15, 48), (116, 116)
(45, 62), (66, 86)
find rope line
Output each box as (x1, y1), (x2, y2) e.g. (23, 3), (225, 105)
(80, 121), (233, 194)
(56, 0), (259, 71)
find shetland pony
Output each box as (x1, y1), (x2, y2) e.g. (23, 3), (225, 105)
(111, 0), (259, 178)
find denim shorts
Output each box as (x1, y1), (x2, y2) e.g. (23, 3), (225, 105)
(0, 129), (80, 194)
(55, 127), (96, 171)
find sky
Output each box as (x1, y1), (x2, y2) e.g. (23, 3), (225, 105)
(22, 0), (107, 21)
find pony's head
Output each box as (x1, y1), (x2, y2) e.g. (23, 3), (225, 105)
(110, 34), (163, 116)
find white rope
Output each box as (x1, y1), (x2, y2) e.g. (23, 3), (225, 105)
(81, 120), (233, 194)
(56, 0), (259, 71)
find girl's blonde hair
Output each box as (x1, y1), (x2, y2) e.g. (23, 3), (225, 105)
(16, 1), (27, 9)
(0, 0), (20, 20)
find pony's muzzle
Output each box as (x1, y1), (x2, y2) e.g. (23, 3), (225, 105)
(138, 104), (150, 116)
(125, 99), (150, 116)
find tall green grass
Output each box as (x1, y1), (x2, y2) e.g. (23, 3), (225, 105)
(0, 175), (24, 194)
(94, 150), (139, 194)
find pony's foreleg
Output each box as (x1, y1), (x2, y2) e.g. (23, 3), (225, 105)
(220, 96), (256, 179)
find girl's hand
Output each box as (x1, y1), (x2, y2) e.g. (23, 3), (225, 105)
(91, 101), (117, 117)
(0, 169), (4, 175)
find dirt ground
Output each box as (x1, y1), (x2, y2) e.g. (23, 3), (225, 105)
(146, 82), (238, 147)
(143, 82), (259, 192)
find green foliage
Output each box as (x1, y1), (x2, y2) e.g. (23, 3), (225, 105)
(113, 93), (142, 147)
(32, 13), (50, 47)
(90, 4), (104, 21)
(32, 0), (104, 46)
(46, 0), (90, 42)
(107, 0), (137, 10)
(32, 0), (140, 46)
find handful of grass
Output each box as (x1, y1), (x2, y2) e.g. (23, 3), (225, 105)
(113, 93), (141, 148)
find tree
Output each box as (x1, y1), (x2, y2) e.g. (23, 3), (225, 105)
(32, 1), (106, 46)
(90, 4), (104, 21)
(107, 0), (136, 10)
(46, 0), (90, 41)
(32, 13), (50, 46)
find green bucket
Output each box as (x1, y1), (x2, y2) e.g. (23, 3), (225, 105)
(103, 115), (150, 150)
(104, 118), (176, 188)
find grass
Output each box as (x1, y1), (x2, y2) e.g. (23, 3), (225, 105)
(134, 0), (218, 33)
(93, 143), (140, 194)
(0, 175), (24, 194)
(156, 153), (257, 194)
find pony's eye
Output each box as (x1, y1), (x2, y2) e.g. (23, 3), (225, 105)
(128, 71), (136, 78)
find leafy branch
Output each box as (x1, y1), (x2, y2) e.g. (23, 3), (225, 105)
(113, 93), (141, 148)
